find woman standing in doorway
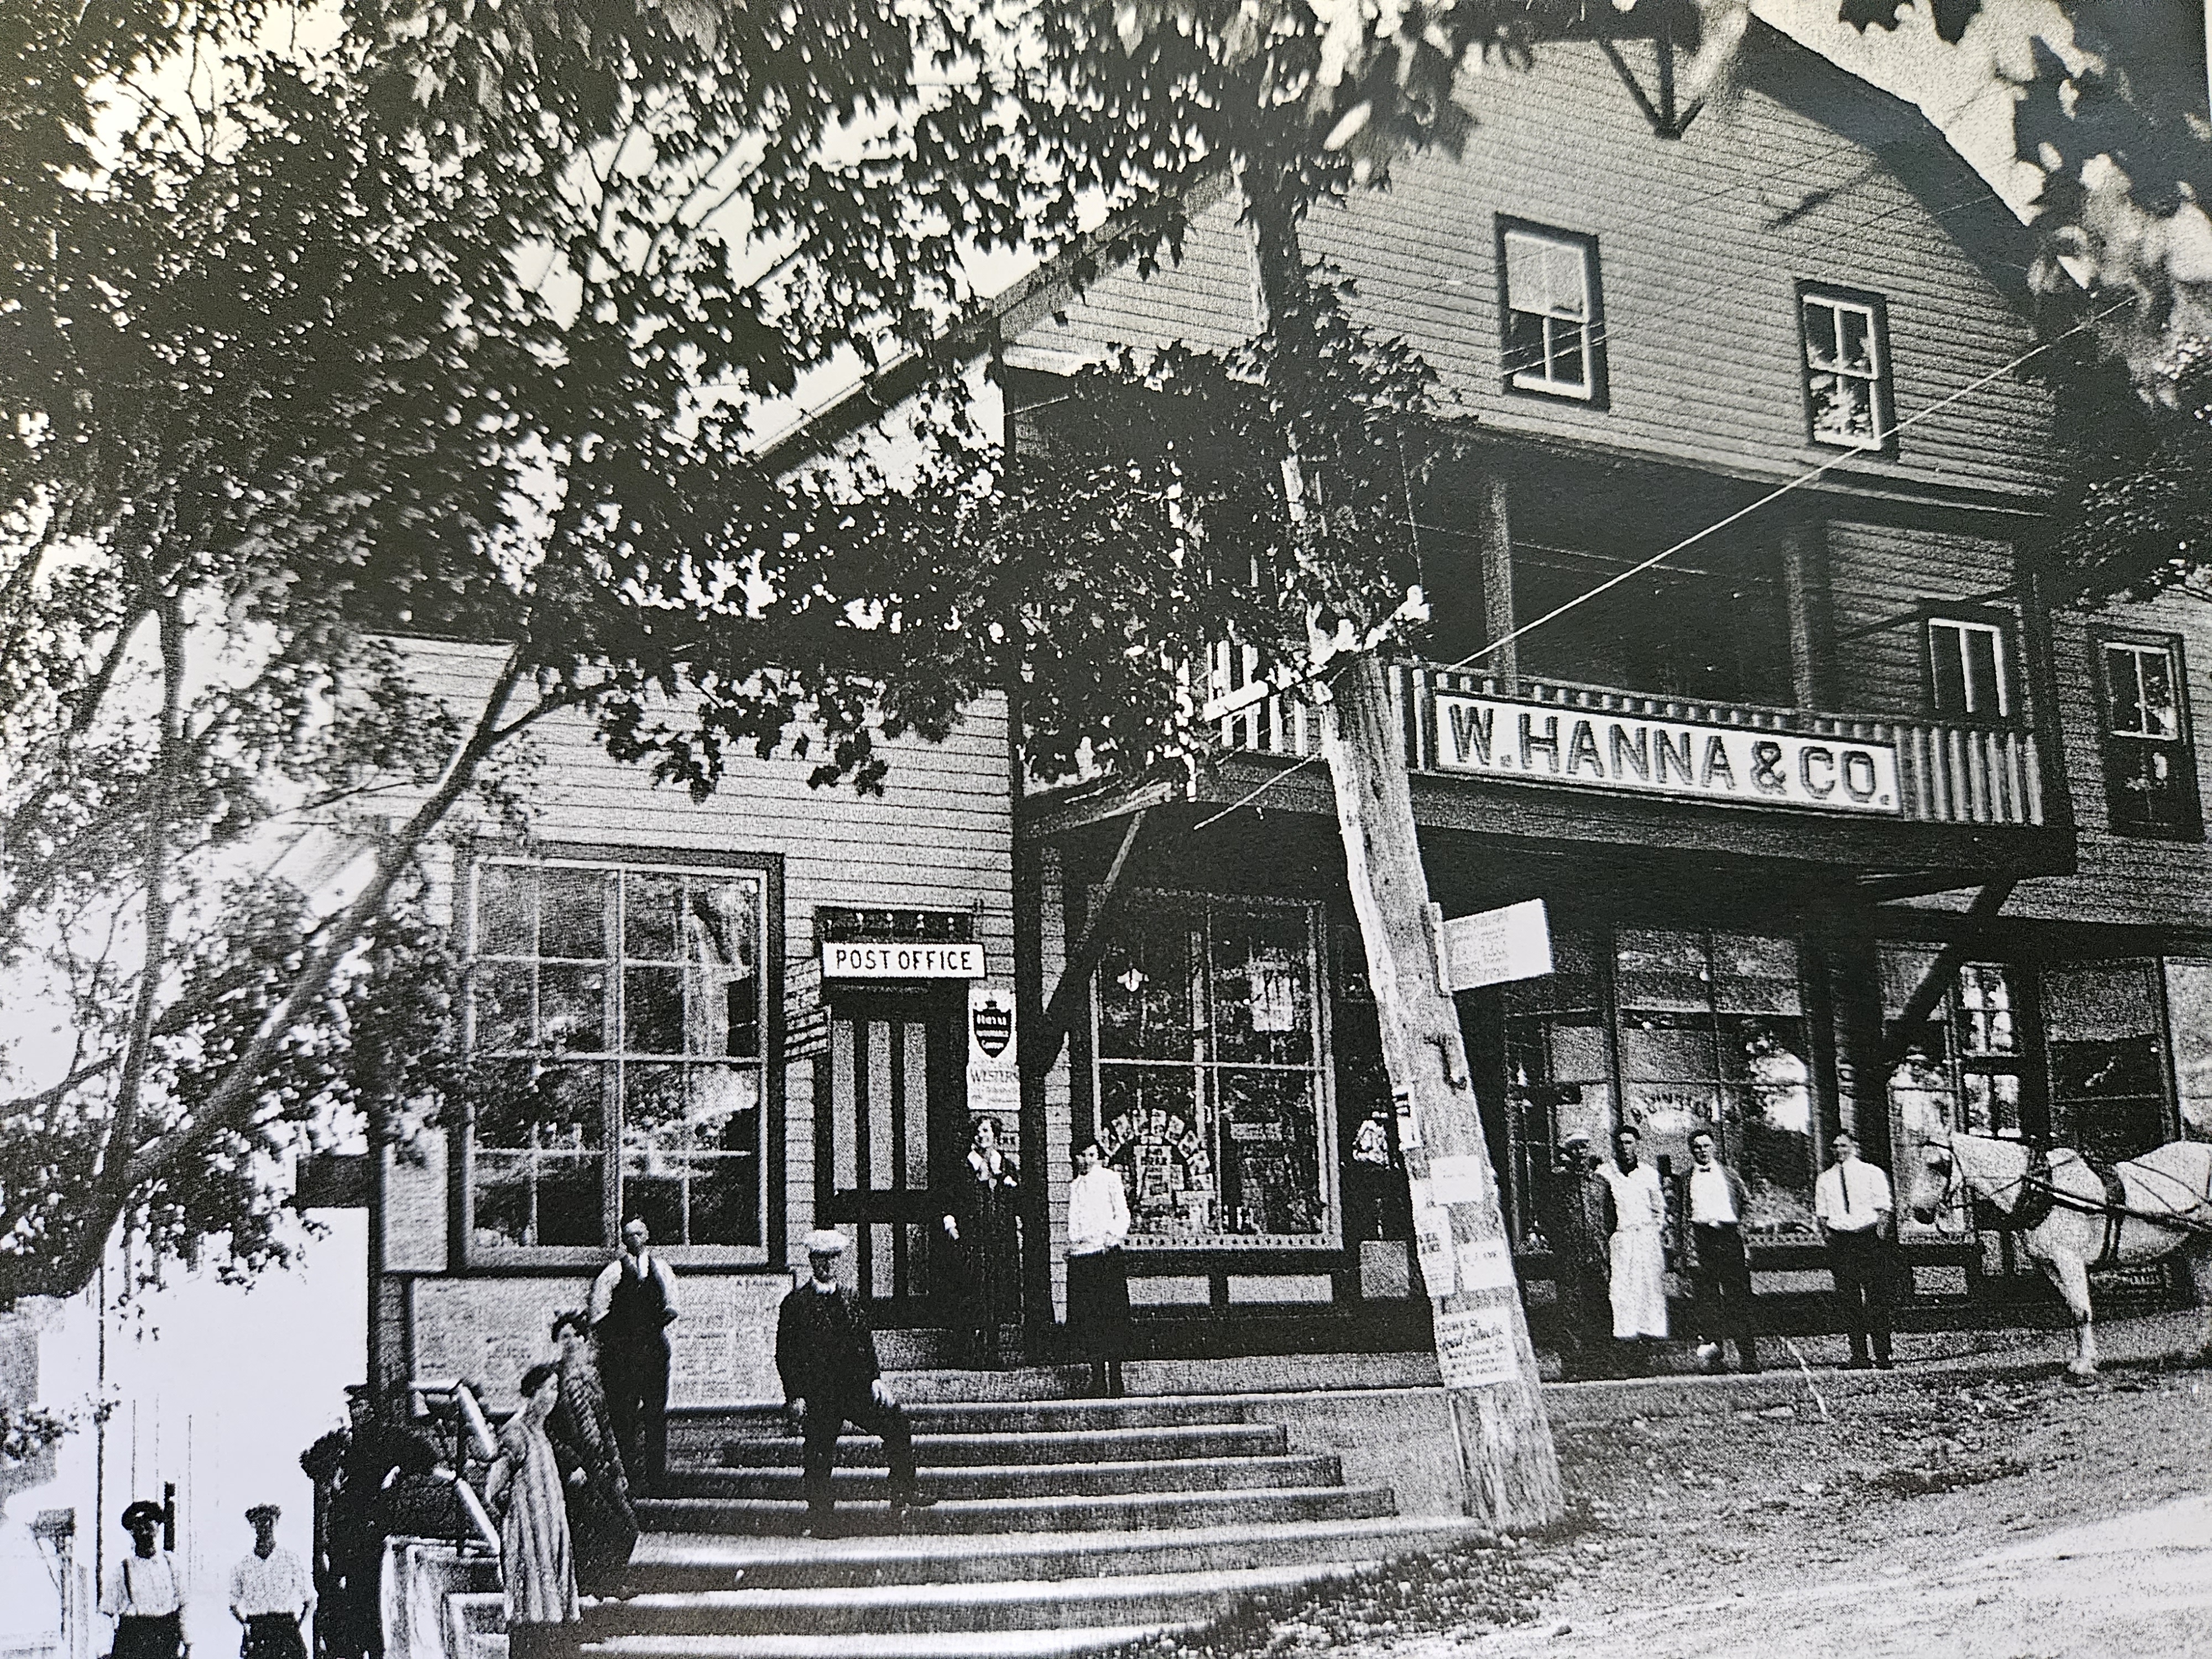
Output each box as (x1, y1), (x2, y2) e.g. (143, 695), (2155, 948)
(1065, 1136), (1131, 1397)
(943, 1116), (1021, 1366)
(487, 1364), (579, 1659)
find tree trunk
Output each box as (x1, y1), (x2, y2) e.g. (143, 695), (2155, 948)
(1319, 652), (1563, 1531)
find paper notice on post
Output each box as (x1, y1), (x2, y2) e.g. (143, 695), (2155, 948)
(1433, 1306), (1520, 1389)
(1427, 1154), (1490, 1206)
(1413, 1206), (1456, 1297)
(1456, 1237), (1517, 1293)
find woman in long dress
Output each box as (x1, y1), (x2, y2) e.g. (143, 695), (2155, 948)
(1064, 1136), (1132, 1397)
(486, 1363), (578, 1659)
(941, 1116), (1021, 1366)
(1599, 1125), (1670, 1355)
(547, 1311), (638, 1595)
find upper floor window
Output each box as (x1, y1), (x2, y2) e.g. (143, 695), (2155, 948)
(2098, 633), (2201, 838)
(1798, 285), (1893, 452)
(466, 853), (775, 1258)
(1500, 221), (1604, 403)
(1927, 614), (2010, 720)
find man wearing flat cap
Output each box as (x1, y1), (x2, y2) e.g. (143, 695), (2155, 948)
(231, 1504), (314, 1659)
(775, 1229), (935, 1534)
(102, 1501), (184, 1659)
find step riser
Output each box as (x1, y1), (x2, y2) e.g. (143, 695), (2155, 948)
(630, 1522), (1475, 1590)
(704, 1426), (1287, 1468)
(591, 1567), (1369, 1637)
(637, 1486), (1397, 1536)
(681, 1400), (1254, 1439)
(581, 1621), (1203, 1659)
(669, 1454), (1342, 1503)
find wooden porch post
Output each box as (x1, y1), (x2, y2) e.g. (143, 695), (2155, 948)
(1476, 475), (1517, 692)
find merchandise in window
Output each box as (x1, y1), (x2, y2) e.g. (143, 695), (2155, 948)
(1506, 929), (1815, 1237)
(2098, 636), (2201, 837)
(467, 858), (769, 1253)
(1093, 895), (1333, 1245)
(2043, 962), (2172, 1166)
(2163, 961), (2212, 1141)
(1927, 615), (2010, 719)
(1799, 286), (1892, 451)
(1501, 222), (1602, 401)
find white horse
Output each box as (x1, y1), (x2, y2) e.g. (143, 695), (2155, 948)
(1906, 1131), (2212, 1381)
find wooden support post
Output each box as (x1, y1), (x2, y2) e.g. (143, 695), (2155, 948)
(1781, 517), (1831, 713)
(1021, 808), (1150, 1091)
(1321, 653), (1563, 1530)
(1881, 878), (2017, 1069)
(1475, 475), (1517, 691)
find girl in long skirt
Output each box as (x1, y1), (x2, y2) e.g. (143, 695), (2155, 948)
(1065, 1136), (1132, 1397)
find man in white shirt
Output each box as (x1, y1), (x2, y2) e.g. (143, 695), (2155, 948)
(1677, 1128), (1760, 1374)
(230, 1503), (314, 1659)
(102, 1501), (184, 1659)
(1815, 1131), (1896, 1370)
(590, 1217), (682, 1491)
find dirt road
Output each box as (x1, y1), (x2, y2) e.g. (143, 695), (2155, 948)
(1419, 1363), (2212, 1659)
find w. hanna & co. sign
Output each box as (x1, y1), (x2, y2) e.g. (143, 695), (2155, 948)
(1431, 693), (1901, 817)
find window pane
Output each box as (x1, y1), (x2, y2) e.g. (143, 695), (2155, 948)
(1097, 911), (1196, 1060)
(1616, 928), (1709, 1012)
(1803, 299), (1840, 369)
(474, 1062), (604, 1150)
(473, 963), (535, 1052)
(473, 1150), (603, 1249)
(1957, 964), (2016, 1055)
(1961, 1071), (2020, 1136)
(1931, 624), (1968, 714)
(623, 1063), (689, 1155)
(2139, 649), (2179, 737)
(540, 867), (610, 959)
(478, 865), (535, 957)
(1964, 626), (2002, 716)
(685, 878), (763, 1057)
(1728, 1019), (1815, 1232)
(1838, 306), (1874, 372)
(1546, 320), (1588, 389)
(1504, 928), (1604, 1014)
(1505, 309), (1548, 382)
(1504, 232), (1547, 307)
(1212, 906), (1314, 1065)
(1712, 934), (1802, 1014)
(684, 1153), (760, 1246)
(1099, 1065), (1209, 1238)
(1811, 373), (1872, 442)
(624, 966), (685, 1053)
(541, 964), (608, 1051)
(2163, 961), (2212, 1141)
(624, 873), (681, 961)
(1620, 1014), (1717, 1082)
(1217, 1070), (1324, 1236)
(691, 1063), (763, 1155)
(2105, 645), (2148, 735)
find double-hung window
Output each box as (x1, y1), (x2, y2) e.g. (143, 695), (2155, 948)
(1500, 221), (1604, 403)
(1927, 614), (2010, 721)
(1798, 284), (1893, 452)
(2098, 633), (2201, 837)
(466, 852), (776, 1259)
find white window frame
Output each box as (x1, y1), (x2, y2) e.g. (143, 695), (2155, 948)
(1800, 288), (1890, 451)
(1502, 226), (1597, 401)
(1928, 615), (2010, 720)
(2102, 640), (2183, 740)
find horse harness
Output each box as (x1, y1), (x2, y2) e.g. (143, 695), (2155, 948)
(1999, 1144), (2185, 1269)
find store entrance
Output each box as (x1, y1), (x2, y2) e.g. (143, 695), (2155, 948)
(814, 985), (967, 1322)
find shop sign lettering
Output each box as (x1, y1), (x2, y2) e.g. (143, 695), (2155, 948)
(1431, 694), (1901, 817)
(967, 984), (1019, 1112)
(822, 941), (985, 978)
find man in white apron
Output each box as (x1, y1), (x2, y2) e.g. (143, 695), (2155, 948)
(1600, 1125), (1670, 1363)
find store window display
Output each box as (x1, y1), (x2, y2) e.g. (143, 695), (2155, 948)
(1093, 894), (1334, 1245)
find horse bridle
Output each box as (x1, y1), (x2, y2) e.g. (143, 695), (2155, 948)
(1914, 1134), (2051, 1238)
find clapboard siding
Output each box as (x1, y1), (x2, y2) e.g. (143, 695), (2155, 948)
(1009, 28), (2054, 502)
(2010, 594), (2212, 930)
(383, 637), (1015, 1268)
(1825, 521), (2020, 717)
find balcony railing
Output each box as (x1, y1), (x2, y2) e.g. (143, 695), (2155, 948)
(1207, 650), (2047, 829)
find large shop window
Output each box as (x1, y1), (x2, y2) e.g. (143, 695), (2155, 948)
(1092, 895), (1334, 1246)
(1506, 929), (1817, 1235)
(2164, 961), (2212, 1141)
(2043, 962), (2172, 1166)
(466, 856), (771, 1256)
(2096, 634), (2201, 839)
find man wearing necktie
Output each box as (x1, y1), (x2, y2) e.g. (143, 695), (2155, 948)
(1815, 1131), (1896, 1370)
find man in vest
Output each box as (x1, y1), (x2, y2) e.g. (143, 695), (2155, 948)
(590, 1217), (681, 1493)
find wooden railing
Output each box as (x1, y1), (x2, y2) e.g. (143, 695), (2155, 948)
(1206, 649), (2047, 828)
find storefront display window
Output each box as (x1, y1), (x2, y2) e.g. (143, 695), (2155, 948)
(1093, 895), (1333, 1245)
(2166, 961), (2212, 1141)
(467, 857), (770, 1255)
(1506, 929), (1815, 1236)
(2043, 961), (2171, 1164)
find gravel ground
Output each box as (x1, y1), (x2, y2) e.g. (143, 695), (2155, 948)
(1115, 1345), (2212, 1659)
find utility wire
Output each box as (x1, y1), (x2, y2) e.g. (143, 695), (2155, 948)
(1188, 298), (2128, 833)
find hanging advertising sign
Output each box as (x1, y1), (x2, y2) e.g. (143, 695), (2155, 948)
(821, 940), (985, 979)
(967, 983), (1020, 1113)
(1431, 692), (1902, 817)
(1439, 899), (1554, 992)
